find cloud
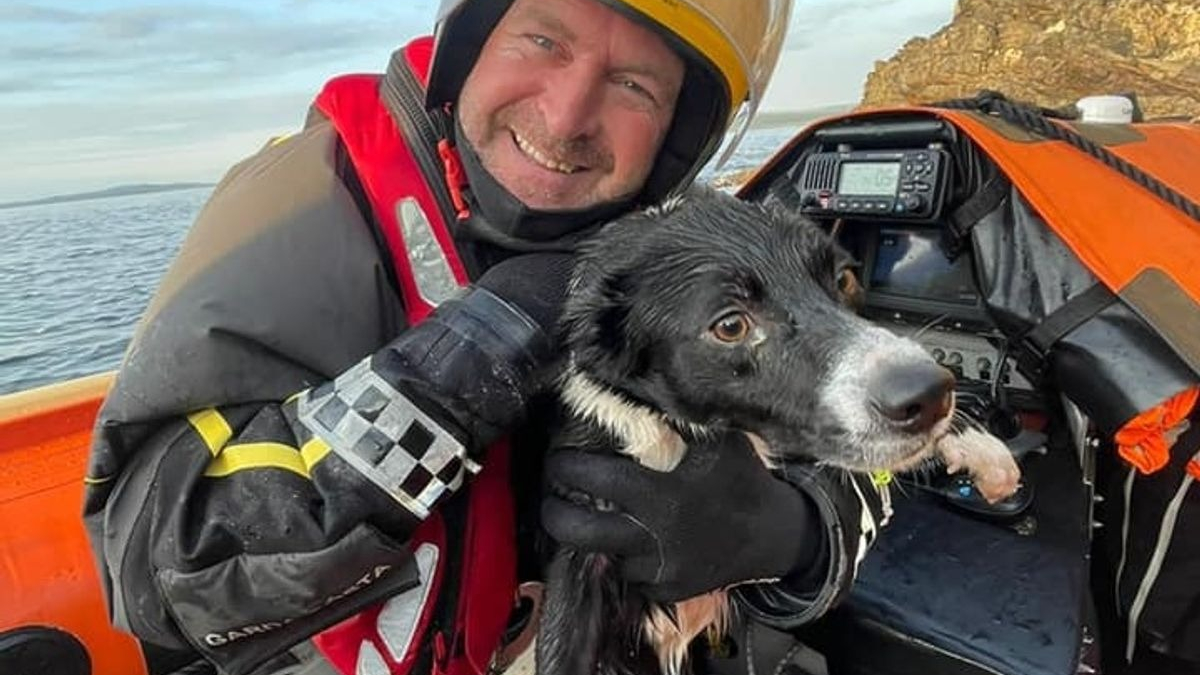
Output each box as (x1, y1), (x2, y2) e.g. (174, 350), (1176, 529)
(784, 0), (936, 51)
(0, 1), (437, 199)
(0, 4), (89, 23)
(0, 77), (57, 94)
(764, 0), (953, 111)
(0, 0), (957, 201)
(0, 3), (427, 99)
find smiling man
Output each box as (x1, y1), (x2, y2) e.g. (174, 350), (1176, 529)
(456, 0), (684, 210)
(83, 1), (892, 674)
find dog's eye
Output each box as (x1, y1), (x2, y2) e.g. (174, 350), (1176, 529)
(710, 312), (752, 344)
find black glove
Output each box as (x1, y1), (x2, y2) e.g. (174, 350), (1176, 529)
(734, 463), (892, 628)
(363, 252), (575, 447)
(541, 431), (824, 603)
(295, 252), (576, 531)
(474, 252), (575, 335)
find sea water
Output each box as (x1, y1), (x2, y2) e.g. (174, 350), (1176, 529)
(0, 126), (800, 395)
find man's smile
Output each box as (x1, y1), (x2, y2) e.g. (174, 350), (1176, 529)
(511, 130), (585, 174)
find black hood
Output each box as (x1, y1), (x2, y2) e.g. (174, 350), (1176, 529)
(451, 115), (634, 259)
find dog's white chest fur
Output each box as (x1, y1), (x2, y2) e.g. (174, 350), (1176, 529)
(560, 369), (690, 470)
(558, 369), (735, 675)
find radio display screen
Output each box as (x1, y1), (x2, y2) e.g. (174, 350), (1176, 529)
(870, 229), (978, 306)
(838, 162), (901, 196)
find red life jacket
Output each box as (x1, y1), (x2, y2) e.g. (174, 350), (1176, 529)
(308, 37), (518, 675)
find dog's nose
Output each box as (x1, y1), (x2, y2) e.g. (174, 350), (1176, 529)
(868, 362), (955, 432)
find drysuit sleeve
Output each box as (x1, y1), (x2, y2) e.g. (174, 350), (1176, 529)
(733, 464), (892, 628)
(81, 122), (556, 675)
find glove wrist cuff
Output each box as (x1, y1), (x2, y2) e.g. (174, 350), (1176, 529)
(734, 468), (889, 629)
(433, 286), (554, 382)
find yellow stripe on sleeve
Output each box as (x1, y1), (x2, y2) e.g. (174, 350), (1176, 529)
(300, 437), (332, 470)
(187, 409), (234, 456)
(204, 442), (311, 480)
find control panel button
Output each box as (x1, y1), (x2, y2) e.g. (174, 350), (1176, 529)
(900, 193), (925, 213)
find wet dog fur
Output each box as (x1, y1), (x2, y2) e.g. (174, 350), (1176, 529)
(535, 187), (1020, 675)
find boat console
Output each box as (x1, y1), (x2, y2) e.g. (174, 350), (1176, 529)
(740, 114), (1098, 675)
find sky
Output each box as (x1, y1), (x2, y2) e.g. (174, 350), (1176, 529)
(0, 0), (955, 202)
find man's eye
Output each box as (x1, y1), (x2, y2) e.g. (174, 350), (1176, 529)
(618, 78), (655, 103)
(527, 34), (555, 50)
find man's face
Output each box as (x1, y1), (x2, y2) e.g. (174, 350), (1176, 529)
(457, 0), (685, 211)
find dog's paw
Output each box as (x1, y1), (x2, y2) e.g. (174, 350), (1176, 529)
(936, 429), (1021, 503)
(938, 440), (968, 475)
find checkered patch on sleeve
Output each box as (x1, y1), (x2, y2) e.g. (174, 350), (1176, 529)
(297, 358), (481, 519)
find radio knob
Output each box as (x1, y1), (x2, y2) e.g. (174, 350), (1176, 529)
(900, 193), (925, 213)
(944, 353), (964, 379)
(801, 191), (820, 207)
(977, 358), (993, 381)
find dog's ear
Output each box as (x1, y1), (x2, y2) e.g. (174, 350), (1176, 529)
(562, 264), (649, 382)
(562, 217), (660, 385)
(830, 245), (866, 312)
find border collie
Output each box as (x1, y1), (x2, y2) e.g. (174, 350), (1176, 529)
(535, 187), (1019, 675)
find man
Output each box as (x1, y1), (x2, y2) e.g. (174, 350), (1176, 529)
(83, 1), (888, 674)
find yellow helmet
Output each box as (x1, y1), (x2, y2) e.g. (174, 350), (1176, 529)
(426, 0), (792, 203)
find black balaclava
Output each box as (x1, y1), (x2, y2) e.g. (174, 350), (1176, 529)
(450, 115), (639, 267)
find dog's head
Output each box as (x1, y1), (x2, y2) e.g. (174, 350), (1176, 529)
(562, 187), (955, 471)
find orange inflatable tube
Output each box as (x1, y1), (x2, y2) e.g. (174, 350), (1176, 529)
(0, 372), (147, 675)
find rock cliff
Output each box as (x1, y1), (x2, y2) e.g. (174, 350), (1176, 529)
(860, 0), (1200, 120)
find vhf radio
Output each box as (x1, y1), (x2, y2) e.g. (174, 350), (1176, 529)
(792, 119), (952, 222)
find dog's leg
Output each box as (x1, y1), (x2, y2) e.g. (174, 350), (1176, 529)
(645, 593), (731, 675)
(936, 429), (1021, 502)
(743, 431), (780, 469)
(537, 548), (614, 675)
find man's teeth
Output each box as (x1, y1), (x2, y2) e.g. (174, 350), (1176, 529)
(514, 133), (580, 174)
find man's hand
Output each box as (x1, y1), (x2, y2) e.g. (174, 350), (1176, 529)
(474, 252), (575, 335)
(541, 431), (822, 603)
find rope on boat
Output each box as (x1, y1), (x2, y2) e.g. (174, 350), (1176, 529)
(931, 90), (1200, 224)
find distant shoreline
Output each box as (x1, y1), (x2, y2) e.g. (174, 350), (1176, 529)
(750, 104), (854, 130)
(1, 106), (851, 211)
(0, 182), (215, 211)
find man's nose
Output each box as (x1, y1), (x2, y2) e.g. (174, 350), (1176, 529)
(539, 64), (603, 142)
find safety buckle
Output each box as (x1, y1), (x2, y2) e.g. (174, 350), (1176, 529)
(1013, 334), (1050, 384)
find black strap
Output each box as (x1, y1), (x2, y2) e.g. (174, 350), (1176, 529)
(1022, 283), (1118, 359)
(945, 172), (1011, 254)
(382, 50), (461, 229)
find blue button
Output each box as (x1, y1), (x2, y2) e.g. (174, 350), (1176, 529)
(958, 485), (973, 497)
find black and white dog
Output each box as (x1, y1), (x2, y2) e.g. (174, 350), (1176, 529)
(535, 187), (1019, 675)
